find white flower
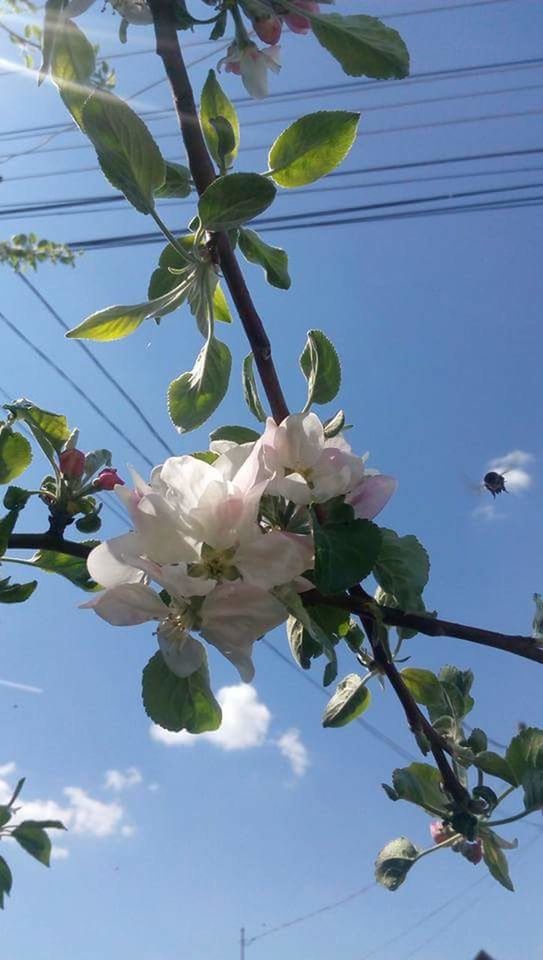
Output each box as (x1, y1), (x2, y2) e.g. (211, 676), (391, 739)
(219, 42), (281, 99)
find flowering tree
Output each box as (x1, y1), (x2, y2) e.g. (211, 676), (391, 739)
(1, 0), (542, 907)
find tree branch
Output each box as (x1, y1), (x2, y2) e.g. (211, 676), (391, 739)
(7, 534), (91, 560)
(303, 588), (543, 665)
(148, 0), (289, 424)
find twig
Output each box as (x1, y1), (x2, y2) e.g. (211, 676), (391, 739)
(6, 534), (91, 559)
(148, 0), (289, 423)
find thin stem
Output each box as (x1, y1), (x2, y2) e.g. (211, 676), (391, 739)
(149, 208), (192, 261)
(487, 808), (535, 828)
(416, 834), (461, 860)
(6, 534), (91, 560)
(496, 785), (517, 804)
(148, 0), (289, 424)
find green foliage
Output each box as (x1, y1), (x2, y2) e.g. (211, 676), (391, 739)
(287, 604), (349, 671)
(154, 162), (191, 199)
(209, 425), (260, 444)
(0, 576), (37, 603)
(269, 111), (359, 188)
(481, 830), (514, 891)
(389, 763), (448, 816)
(51, 18), (95, 126)
(0, 510), (19, 556)
(238, 228), (291, 290)
(38, 0), (64, 83)
(168, 337), (232, 432)
(374, 529), (430, 614)
(30, 547), (100, 592)
(5, 399), (71, 464)
(400, 668), (443, 708)
(12, 823), (53, 867)
(375, 837), (420, 891)
(0, 426), (32, 484)
(213, 284), (232, 323)
(66, 285), (188, 341)
(142, 651), (222, 733)
(82, 92), (165, 214)
(242, 354), (267, 422)
(312, 506), (382, 594)
(310, 13), (410, 80)
(200, 69), (240, 171)
(0, 234), (76, 272)
(300, 329), (341, 407)
(147, 240), (195, 300)
(322, 674), (371, 728)
(198, 174), (276, 231)
(0, 857), (12, 909)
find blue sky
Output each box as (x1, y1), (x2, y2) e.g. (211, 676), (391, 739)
(1, 0), (543, 957)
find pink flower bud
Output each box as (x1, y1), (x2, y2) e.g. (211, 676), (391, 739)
(59, 448), (86, 480)
(95, 468), (124, 491)
(463, 840), (483, 864)
(253, 16), (282, 45)
(430, 820), (451, 844)
(284, 1), (319, 34)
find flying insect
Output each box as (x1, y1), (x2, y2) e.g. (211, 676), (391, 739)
(482, 471), (508, 498)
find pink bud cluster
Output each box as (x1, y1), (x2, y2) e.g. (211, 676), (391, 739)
(252, 1), (320, 46)
(59, 450), (124, 490)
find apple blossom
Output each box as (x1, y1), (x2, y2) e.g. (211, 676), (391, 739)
(95, 468), (125, 491)
(284, 0), (320, 34)
(219, 42), (281, 99)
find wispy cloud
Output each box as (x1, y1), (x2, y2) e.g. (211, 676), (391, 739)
(104, 767), (143, 793)
(472, 449), (534, 520)
(276, 729), (310, 778)
(0, 678), (43, 694)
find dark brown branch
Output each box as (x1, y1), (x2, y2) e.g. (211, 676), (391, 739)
(7, 534), (91, 560)
(350, 586), (471, 807)
(148, 0), (289, 424)
(304, 588), (543, 665)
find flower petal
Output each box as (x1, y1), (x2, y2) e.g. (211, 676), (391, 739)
(347, 475), (397, 520)
(201, 583), (286, 681)
(236, 532), (313, 590)
(87, 533), (146, 588)
(81, 583), (167, 626)
(157, 623), (206, 678)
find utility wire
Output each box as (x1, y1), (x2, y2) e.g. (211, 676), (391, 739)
(0, 309), (155, 468)
(17, 272), (175, 457)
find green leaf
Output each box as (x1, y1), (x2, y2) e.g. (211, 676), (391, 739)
(3, 486), (33, 511)
(374, 528), (430, 614)
(200, 69), (240, 170)
(375, 837), (420, 891)
(82, 91), (165, 214)
(269, 111), (359, 188)
(312, 509), (382, 594)
(198, 174), (276, 231)
(51, 18), (95, 126)
(66, 284), (187, 341)
(209, 117), (237, 174)
(83, 449), (112, 479)
(5, 400), (71, 454)
(506, 727), (543, 784)
(147, 240), (194, 300)
(0, 856), (12, 909)
(168, 336), (231, 433)
(213, 283), (232, 324)
(522, 769), (543, 811)
(323, 409), (346, 439)
(474, 751), (517, 787)
(310, 13), (409, 80)
(12, 824), (52, 867)
(242, 354), (267, 423)
(238, 227), (290, 290)
(209, 425), (260, 444)
(482, 830), (514, 891)
(466, 728), (488, 754)
(400, 668), (443, 708)
(391, 763), (447, 814)
(0, 427), (32, 484)
(142, 650), (222, 733)
(0, 511), (18, 557)
(0, 806), (11, 828)
(38, 0), (64, 83)
(0, 577), (37, 603)
(154, 161), (191, 198)
(30, 546), (100, 592)
(300, 329), (341, 407)
(322, 674), (371, 728)
(8, 778), (25, 808)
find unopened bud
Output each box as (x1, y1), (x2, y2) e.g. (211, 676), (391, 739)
(76, 513), (102, 533)
(59, 448), (86, 479)
(253, 16), (282, 45)
(430, 820), (453, 845)
(284, 0), (319, 34)
(94, 468), (124, 491)
(463, 840), (483, 864)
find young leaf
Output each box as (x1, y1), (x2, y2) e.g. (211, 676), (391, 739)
(198, 174), (276, 231)
(310, 13), (409, 80)
(505, 727), (543, 784)
(300, 329), (341, 407)
(66, 284), (187, 342)
(400, 668), (443, 708)
(4, 486), (33, 512)
(322, 674), (371, 728)
(154, 161), (191, 198)
(12, 823), (52, 867)
(474, 750), (517, 787)
(0, 426), (32, 484)
(168, 336), (232, 433)
(269, 111), (359, 188)
(238, 228), (291, 290)
(5, 400), (71, 454)
(82, 92), (165, 214)
(209, 425), (260, 444)
(373, 528), (430, 613)
(482, 831), (514, 891)
(51, 19), (95, 126)
(375, 837), (420, 891)
(0, 856), (12, 909)
(147, 240), (194, 300)
(242, 354), (267, 422)
(213, 283), (232, 324)
(312, 508), (382, 594)
(30, 547), (100, 592)
(200, 69), (240, 170)
(142, 651), (222, 733)
(391, 763), (448, 815)
(0, 577), (37, 603)
(0, 511), (19, 557)
(209, 117), (237, 174)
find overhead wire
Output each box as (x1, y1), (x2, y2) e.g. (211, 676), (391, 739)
(17, 272), (176, 457)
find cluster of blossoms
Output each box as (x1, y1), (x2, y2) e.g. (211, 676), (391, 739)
(429, 821), (483, 865)
(84, 412), (396, 684)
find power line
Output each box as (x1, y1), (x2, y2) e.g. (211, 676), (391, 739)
(0, 309), (155, 468)
(262, 638), (415, 762)
(17, 272), (175, 458)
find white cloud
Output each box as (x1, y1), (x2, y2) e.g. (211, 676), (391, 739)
(0, 761), (16, 779)
(50, 846), (70, 861)
(276, 729), (310, 778)
(150, 684), (271, 751)
(148, 783), (160, 793)
(487, 450), (534, 493)
(104, 767), (143, 793)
